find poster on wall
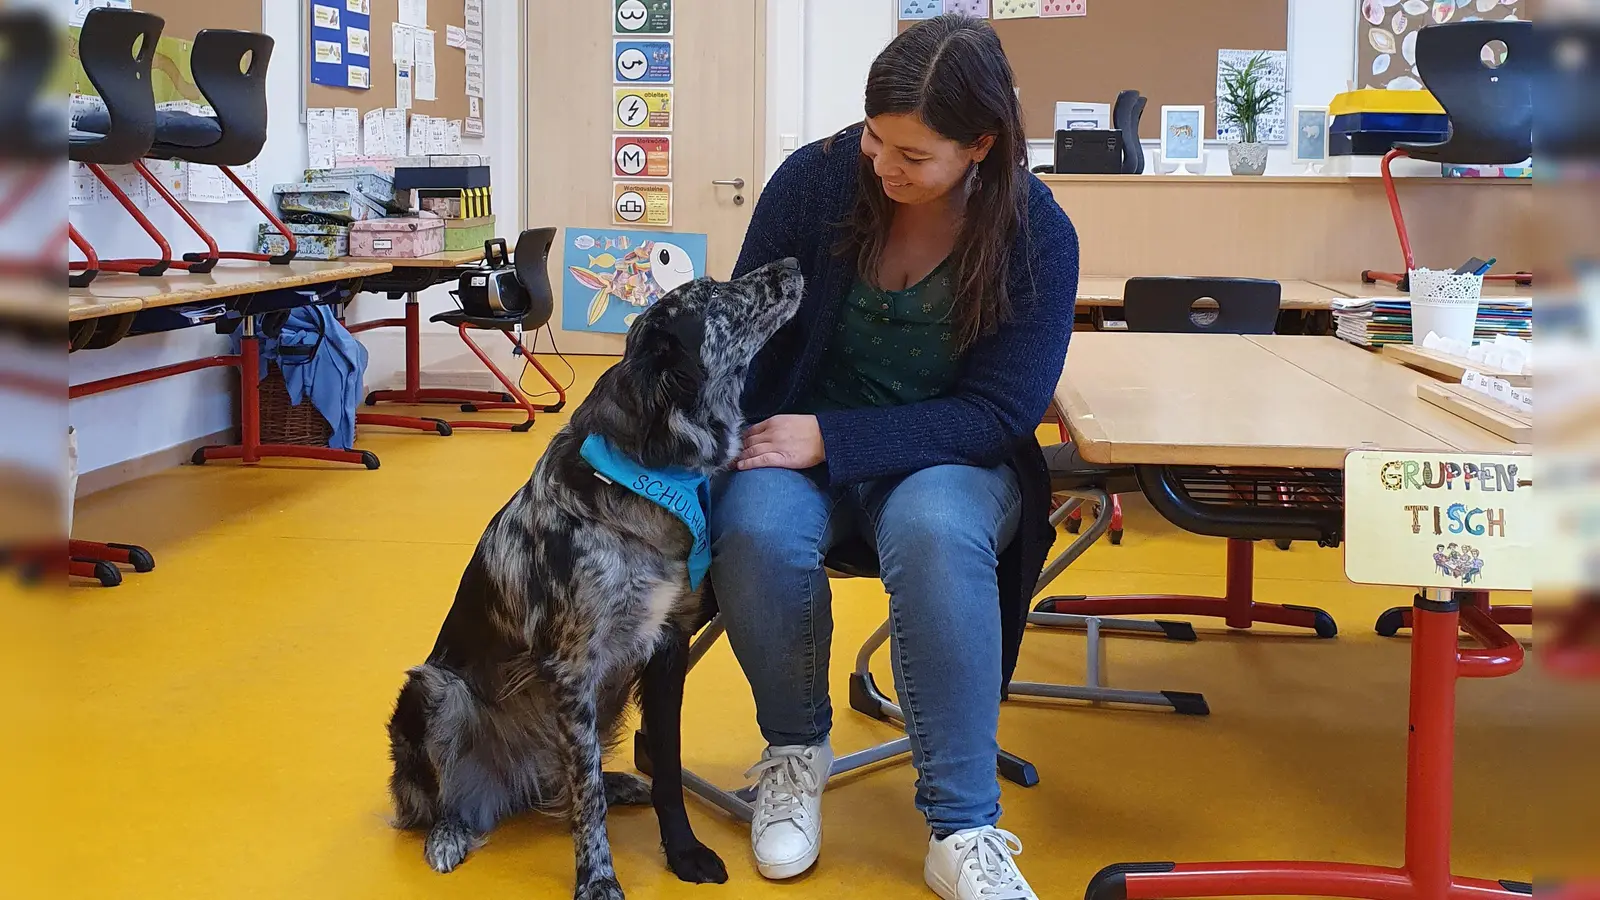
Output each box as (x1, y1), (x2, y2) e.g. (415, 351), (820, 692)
(1343, 450), (1533, 592)
(614, 135), (672, 178)
(614, 0), (672, 35)
(613, 182), (673, 226)
(310, 1), (372, 89)
(614, 39), (674, 84)
(1356, 0), (1532, 91)
(615, 87), (673, 131)
(993, 0), (1038, 18)
(899, 0), (943, 19)
(562, 229), (708, 333)
(1216, 49), (1287, 143)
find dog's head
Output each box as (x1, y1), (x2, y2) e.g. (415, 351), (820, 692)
(578, 259), (804, 470)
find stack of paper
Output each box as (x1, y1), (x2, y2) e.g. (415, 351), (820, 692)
(1332, 297), (1533, 348)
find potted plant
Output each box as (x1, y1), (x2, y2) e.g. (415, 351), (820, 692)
(1219, 52), (1282, 176)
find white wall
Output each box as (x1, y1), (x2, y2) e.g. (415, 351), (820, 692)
(766, 0), (1374, 181)
(69, 0), (524, 477)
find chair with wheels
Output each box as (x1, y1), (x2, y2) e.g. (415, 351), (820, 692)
(423, 227), (568, 432)
(68, 6), (166, 285)
(1361, 20), (1534, 290)
(1035, 277), (1342, 642)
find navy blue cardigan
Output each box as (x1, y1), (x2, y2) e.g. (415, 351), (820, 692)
(731, 125), (1080, 688)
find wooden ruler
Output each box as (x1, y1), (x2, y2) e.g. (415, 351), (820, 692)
(1383, 344), (1532, 388)
(1416, 382), (1532, 443)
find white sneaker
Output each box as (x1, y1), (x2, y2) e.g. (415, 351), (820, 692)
(744, 739), (833, 879)
(924, 827), (1038, 900)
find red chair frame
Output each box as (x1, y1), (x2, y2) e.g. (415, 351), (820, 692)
(1361, 149), (1533, 291)
(1086, 595), (1529, 900)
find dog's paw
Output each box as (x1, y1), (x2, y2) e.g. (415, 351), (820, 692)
(603, 772), (652, 807)
(573, 875), (626, 900)
(665, 841), (729, 885)
(424, 820), (480, 873)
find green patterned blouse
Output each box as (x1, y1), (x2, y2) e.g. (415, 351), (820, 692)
(804, 259), (962, 412)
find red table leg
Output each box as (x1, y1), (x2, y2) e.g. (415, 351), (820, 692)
(352, 294), (457, 435)
(193, 318), (379, 469)
(1037, 538), (1338, 637)
(1086, 591), (1529, 900)
(1376, 590), (1532, 637)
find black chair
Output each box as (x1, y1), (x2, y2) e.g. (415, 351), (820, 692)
(1532, 23), (1600, 160)
(1122, 276), (1282, 334)
(0, 9), (71, 285)
(68, 7), (165, 285)
(78, 28), (292, 269)
(1112, 89), (1148, 174)
(424, 227), (568, 432)
(1362, 20), (1534, 290)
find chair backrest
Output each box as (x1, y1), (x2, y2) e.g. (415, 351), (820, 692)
(72, 7), (162, 165)
(0, 9), (58, 160)
(184, 29), (274, 165)
(1122, 277), (1282, 335)
(513, 227), (557, 329)
(1112, 90), (1147, 175)
(1402, 20), (1533, 165)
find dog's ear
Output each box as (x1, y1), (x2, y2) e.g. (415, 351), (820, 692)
(641, 312), (706, 412)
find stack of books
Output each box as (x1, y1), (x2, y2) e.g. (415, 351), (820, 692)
(1332, 297), (1533, 348)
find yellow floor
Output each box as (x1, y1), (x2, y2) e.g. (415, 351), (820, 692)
(10, 357), (1546, 898)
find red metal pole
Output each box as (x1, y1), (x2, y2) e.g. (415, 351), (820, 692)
(1381, 149), (1415, 274)
(68, 355), (238, 399)
(1404, 593), (1459, 898)
(1225, 538), (1255, 629)
(405, 294), (421, 399)
(134, 159), (219, 270)
(239, 321), (261, 464)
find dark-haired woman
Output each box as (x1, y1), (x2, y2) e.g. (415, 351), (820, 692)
(710, 15), (1077, 899)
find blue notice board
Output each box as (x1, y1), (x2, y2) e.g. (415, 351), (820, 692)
(310, 0), (372, 90)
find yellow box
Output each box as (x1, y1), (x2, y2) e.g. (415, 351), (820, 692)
(1329, 88), (1445, 117)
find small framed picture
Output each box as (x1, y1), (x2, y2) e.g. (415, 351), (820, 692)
(1160, 105), (1205, 172)
(1293, 106), (1330, 168)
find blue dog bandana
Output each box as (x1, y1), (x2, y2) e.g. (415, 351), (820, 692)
(579, 433), (712, 590)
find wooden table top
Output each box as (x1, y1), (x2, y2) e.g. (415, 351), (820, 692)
(1307, 280), (1536, 302)
(1055, 333), (1520, 469)
(343, 249), (485, 268)
(1076, 276), (1354, 311)
(67, 260), (393, 322)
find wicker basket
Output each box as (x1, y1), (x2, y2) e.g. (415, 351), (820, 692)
(259, 362), (334, 446)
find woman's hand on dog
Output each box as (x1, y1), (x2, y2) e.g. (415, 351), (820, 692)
(737, 415), (825, 471)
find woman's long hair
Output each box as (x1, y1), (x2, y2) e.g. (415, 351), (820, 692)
(841, 14), (1027, 351)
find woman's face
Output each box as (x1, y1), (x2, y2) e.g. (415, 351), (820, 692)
(861, 114), (994, 206)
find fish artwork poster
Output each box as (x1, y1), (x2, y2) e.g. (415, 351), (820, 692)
(562, 229), (708, 334)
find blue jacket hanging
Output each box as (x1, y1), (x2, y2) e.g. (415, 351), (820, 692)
(238, 303), (368, 450)
(578, 433), (712, 590)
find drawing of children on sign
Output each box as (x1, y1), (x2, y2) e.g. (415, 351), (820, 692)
(1429, 542), (1485, 585)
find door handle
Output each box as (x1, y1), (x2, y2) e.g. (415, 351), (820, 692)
(711, 178), (746, 189)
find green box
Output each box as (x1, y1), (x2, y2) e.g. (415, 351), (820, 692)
(444, 216), (497, 253)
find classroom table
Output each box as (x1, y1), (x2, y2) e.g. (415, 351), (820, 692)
(1054, 333), (1530, 900)
(64, 260), (391, 585)
(343, 249), (488, 435)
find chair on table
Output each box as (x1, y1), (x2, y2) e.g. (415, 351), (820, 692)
(1035, 277), (1342, 646)
(417, 227), (568, 432)
(1362, 20), (1534, 290)
(642, 464), (1212, 824)
(76, 28), (295, 271)
(68, 7), (164, 286)
(0, 8), (68, 284)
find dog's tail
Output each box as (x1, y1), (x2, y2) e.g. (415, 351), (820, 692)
(387, 666), (453, 830)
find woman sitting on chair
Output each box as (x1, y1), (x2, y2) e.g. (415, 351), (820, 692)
(709, 14), (1079, 900)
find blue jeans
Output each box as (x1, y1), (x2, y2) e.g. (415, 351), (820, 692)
(709, 463), (1021, 835)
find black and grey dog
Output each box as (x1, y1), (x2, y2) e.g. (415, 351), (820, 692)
(387, 259), (803, 899)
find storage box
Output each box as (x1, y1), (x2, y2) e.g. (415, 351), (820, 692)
(257, 222), (349, 260)
(301, 166), (410, 210)
(393, 164), (492, 190)
(444, 216), (496, 253)
(349, 216), (446, 258)
(419, 187), (493, 219)
(274, 182), (392, 223)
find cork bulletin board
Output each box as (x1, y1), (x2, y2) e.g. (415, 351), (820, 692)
(139, 0), (262, 38)
(899, 3), (1289, 141)
(1355, 0), (1535, 91)
(305, 0), (474, 124)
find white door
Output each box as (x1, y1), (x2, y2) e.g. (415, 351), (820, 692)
(525, 1), (766, 355)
